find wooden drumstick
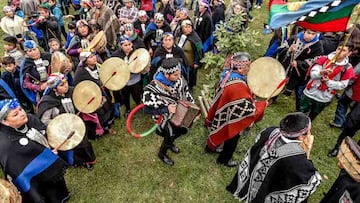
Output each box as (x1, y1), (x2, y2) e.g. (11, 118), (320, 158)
(76, 96), (96, 115)
(266, 78), (289, 102)
(102, 71), (117, 87)
(54, 131), (75, 151)
(128, 56), (138, 65)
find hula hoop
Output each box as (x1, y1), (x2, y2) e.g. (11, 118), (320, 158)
(126, 103), (162, 138)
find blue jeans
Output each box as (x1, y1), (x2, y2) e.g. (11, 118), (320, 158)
(295, 85), (305, 111)
(333, 93), (352, 126)
(256, 0), (263, 6)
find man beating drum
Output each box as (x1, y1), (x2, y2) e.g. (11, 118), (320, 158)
(142, 58), (198, 166)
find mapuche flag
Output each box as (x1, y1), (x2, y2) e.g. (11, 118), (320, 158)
(268, 0), (360, 32)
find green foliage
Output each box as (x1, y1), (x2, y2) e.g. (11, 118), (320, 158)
(201, 14), (261, 95)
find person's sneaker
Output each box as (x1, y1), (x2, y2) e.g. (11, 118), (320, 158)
(329, 121), (342, 128)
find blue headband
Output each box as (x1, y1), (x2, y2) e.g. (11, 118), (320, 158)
(0, 99), (20, 122)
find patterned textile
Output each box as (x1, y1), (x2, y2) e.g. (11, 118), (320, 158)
(143, 74), (193, 111)
(206, 78), (266, 150)
(227, 127), (322, 203)
(142, 73), (194, 135)
(118, 6), (138, 23)
(89, 5), (120, 49)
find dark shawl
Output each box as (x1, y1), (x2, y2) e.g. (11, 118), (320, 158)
(37, 87), (96, 165)
(151, 45), (190, 80)
(227, 127), (321, 202)
(0, 114), (68, 202)
(194, 11), (213, 52)
(143, 22), (172, 50)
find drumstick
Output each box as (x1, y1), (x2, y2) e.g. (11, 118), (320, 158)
(54, 131), (75, 151)
(266, 78), (289, 102)
(128, 56), (138, 65)
(76, 96), (95, 115)
(102, 71), (117, 87)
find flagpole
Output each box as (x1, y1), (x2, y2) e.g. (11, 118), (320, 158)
(325, 8), (360, 68)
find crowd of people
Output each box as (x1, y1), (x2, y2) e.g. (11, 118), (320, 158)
(0, 0), (360, 202)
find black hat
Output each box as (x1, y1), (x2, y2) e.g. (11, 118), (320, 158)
(3, 36), (17, 45)
(280, 112), (311, 138)
(160, 58), (181, 74)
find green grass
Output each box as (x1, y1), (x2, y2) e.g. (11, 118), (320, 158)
(1, 1), (360, 202)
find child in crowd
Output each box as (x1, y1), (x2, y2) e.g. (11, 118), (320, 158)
(1, 56), (34, 113)
(3, 36), (24, 67)
(48, 38), (65, 54)
(65, 21), (76, 49)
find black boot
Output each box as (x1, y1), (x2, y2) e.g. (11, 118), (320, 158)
(158, 143), (174, 166)
(169, 144), (180, 154)
(328, 144), (340, 157)
(158, 152), (174, 165)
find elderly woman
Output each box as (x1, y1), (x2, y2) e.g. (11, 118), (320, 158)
(37, 73), (97, 170)
(0, 6), (27, 40)
(175, 20), (203, 90)
(171, 7), (191, 36)
(194, 0), (213, 52)
(0, 98), (70, 202)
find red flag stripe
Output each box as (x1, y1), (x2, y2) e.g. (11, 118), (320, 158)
(296, 17), (350, 32)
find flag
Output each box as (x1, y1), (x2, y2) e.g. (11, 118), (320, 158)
(268, 0), (360, 32)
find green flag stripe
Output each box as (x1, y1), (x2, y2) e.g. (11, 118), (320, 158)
(269, 5), (289, 24)
(305, 5), (354, 24)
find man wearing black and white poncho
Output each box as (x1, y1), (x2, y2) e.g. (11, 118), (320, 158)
(227, 112), (322, 202)
(142, 58), (194, 166)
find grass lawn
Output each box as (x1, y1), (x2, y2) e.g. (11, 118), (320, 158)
(1, 1), (360, 202)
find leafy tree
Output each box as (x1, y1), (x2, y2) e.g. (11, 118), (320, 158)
(201, 13), (261, 97)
